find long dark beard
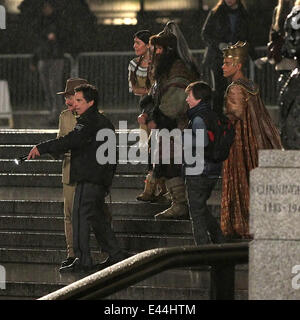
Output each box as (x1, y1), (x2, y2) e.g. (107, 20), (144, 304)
(154, 50), (177, 80)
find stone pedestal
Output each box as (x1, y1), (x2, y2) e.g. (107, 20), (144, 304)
(249, 150), (300, 300)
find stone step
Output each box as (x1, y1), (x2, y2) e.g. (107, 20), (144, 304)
(1, 257), (246, 290)
(0, 199), (220, 218)
(0, 262), (209, 288)
(0, 262), (248, 300)
(0, 248), (107, 265)
(0, 282), (209, 300)
(0, 187), (65, 201)
(12, 110), (140, 130)
(0, 187), (145, 201)
(0, 171), (222, 190)
(0, 199), (64, 214)
(0, 144), (142, 159)
(0, 129), (58, 145)
(0, 215), (193, 234)
(110, 262), (248, 300)
(0, 231), (194, 251)
(0, 173), (145, 189)
(0, 159), (148, 174)
(107, 285), (210, 300)
(0, 261), (248, 300)
(0, 129), (140, 145)
(1, 248), (247, 293)
(0, 282), (63, 300)
(108, 284), (248, 300)
(0, 281), (247, 300)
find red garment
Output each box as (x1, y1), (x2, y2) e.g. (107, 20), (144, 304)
(221, 78), (283, 238)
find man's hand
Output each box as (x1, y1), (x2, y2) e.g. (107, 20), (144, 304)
(137, 113), (148, 125)
(27, 146), (40, 160)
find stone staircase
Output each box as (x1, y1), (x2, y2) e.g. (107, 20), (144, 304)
(0, 128), (248, 300)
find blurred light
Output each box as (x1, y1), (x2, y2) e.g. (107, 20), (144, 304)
(113, 18), (123, 25)
(123, 17), (137, 25)
(103, 18), (113, 25)
(4, 0), (22, 13)
(101, 17), (137, 25)
(145, 0), (197, 11)
(156, 17), (181, 25)
(87, 1), (139, 12)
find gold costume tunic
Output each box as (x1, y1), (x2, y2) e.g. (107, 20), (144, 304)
(221, 78), (283, 238)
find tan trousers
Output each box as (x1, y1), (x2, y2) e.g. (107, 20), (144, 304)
(63, 183), (76, 258)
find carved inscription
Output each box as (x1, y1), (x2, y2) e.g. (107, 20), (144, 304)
(254, 184), (300, 214)
(255, 184), (300, 195)
(263, 203), (300, 213)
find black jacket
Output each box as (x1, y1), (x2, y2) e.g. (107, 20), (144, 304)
(201, 3), (256, 67)
(37, 106), (116, 188)
(282, 6), (300, 61)
(32, 12), (65, 65)
(184, 101), (222, 177)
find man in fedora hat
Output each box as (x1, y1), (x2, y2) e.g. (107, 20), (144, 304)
(28, 84), (128, 272)
(56, 78), (88, 270)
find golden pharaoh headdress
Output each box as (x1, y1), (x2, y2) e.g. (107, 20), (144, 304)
(222, 41), (249, 65)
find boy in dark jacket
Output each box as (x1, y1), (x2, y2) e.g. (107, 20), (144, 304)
(184, 81), (225, 245)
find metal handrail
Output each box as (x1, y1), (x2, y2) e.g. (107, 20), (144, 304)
(38, 242), (249, 300)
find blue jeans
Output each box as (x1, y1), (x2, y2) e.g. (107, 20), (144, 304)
(185, 175), (224, 245)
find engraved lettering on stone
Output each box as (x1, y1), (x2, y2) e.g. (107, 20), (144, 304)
(255, 184), (300, 195)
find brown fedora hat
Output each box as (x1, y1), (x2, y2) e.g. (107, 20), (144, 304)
(57, 78), (88, 95)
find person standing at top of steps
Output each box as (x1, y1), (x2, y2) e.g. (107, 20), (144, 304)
(201, 0), (256, 115)
(55, 78), (87, 271)
(221, 41), (283, 240)
(28, 84), (128, 272)
(29, 1), (66, 126)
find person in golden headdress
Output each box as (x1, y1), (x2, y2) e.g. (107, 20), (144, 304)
(221, 41), (283, 239)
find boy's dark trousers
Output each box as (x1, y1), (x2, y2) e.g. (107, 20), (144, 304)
(185, 175), (224, 245)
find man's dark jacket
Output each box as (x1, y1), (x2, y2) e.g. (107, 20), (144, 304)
(37, 105), (116, 189)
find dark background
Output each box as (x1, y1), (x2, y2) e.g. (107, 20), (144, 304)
(0, 0), (277, 55)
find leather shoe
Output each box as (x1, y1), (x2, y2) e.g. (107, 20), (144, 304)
(59, 257), (80, 273)
(95, 252), (132, 271)
(60, 257), (77, 269)
(94, 258), (115, 271)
